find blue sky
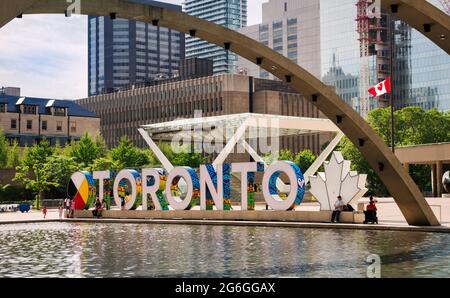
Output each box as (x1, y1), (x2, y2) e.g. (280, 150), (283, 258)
(0, 0), (266, 100)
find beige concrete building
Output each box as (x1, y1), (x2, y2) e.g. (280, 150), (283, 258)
(0, 88), (100, 146)
(77, 74), (332, 154)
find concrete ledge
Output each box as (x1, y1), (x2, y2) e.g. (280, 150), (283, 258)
(74, 210), (364, 224)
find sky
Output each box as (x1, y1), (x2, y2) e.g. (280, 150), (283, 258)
(0, 0), (267, 100)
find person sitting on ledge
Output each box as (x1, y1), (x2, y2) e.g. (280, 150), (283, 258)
(92, 197), (102, 218)
(331, 195), (345, 223)
(364, 196), (378, 224)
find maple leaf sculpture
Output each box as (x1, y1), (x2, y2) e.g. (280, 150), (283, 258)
(309, 151), (368, 210)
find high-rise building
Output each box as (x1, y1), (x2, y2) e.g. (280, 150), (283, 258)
(184, 0), (247, 74)
(237, 0), (321, 80)
(88, 0), (185, 96)
(320, 0), (450, 115)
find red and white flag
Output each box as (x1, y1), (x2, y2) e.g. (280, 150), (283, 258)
(368, 76), (391, 97)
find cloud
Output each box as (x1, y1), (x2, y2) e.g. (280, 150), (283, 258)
(0, 1), (266, 100)
(0, 15), (87, 100)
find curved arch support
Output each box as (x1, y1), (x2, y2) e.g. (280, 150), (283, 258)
(381, 0), (450, 55)
(0, 0), (441, 225)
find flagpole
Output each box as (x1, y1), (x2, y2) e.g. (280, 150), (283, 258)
(390, 16), (395, 154)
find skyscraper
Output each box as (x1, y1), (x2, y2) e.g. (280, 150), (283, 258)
(320, 0), (450, 115)
(184, 0), (247, 74)
(88, 0), (185, 96)
(237, 0), (321, 80)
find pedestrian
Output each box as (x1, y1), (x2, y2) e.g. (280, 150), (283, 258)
(69, 199), (75, 218)
(331, 195), (345, 223)
(92, 197), (102, 218)
(58, 202), (64, 219)
(42, 205), (48, 219)
(121, 193), (127, 210)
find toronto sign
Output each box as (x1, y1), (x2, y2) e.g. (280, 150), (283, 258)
(68, 161), (306, 212)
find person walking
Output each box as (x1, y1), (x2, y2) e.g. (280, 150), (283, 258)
(42, 205), (48, 219)
(64, 197), (70, 218)
(69, 199), (75, 218)
(331, 196), (345, 223)
(58, 203), (64, 219)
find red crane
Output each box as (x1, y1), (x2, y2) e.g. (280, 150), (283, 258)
(439, 0), (450, 14)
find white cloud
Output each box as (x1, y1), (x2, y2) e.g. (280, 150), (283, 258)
(0, 15), (87, 100)
(0, 0), (266, 100)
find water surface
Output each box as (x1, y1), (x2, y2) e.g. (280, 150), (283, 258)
(0, 222), (449, 277)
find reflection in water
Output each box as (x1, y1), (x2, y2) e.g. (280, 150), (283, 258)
(0, 223), (449, 277)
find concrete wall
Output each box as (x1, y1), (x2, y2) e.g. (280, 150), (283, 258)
(75, 209), (364, 223)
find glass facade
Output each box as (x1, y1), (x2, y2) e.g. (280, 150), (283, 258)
(320, 0), (450, 114)
(88, 0), (185, 96)
(184, 0), (247, 74)
(237, 0), (321, 81)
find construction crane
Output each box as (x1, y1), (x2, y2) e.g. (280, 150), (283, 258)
(439, 0), (450, 14)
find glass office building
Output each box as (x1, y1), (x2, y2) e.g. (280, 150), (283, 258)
(320, 0), (450, 114)
(88, 0), (185, 96)
(237, 0), (321, 80)
(184, 0), (247, 74)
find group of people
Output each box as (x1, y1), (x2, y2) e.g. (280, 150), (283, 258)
(331, 195), (377, 223)
(92, 196), (107, 218)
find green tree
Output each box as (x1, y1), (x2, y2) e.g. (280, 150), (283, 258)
(263, 149), (294, 164)
(7, 140), (22, 168)
(340, 106), (450, 195)
(67, 133), (106, 169)
(294, 149), (317, 173)
(0, 129), (8, 168)
(45, 155), (79, 196)
(91, 157), (117, 171)
(110, 136), (149, 169)
(14, 139), (56, 209)
(146, 143), (208, 168)
(340, 137), (388, 196)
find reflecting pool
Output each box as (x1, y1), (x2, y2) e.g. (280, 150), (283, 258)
(0, 222), (449, 277)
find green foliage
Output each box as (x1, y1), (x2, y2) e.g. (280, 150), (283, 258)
(67, 133), (106, 170)
(340, 137), (388, 196)
(294, 149), (317, 173)
(110, 136), (149, 169)
(340, 106), (450, 196)
(45, 155), (79, 193)
(7, 140), (22, 168)
(14, 139), (57, 209)
(147, 143), (208, 168)
(0, 129), (8, 168)
(263, 149), (294, 164)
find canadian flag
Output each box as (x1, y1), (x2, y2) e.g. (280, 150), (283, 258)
(368, 77), (391, 97)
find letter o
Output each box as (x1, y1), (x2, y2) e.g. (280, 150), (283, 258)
(165, 167), (196, 210)
(262, 161), (305, 210)
(113, 170), (138, 210)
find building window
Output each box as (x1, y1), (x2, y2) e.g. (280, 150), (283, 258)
(70, 122), (77, 133)
(23, 105), (37, 115)
(26, 120), (32, 130)
(0, 104), (5, 113)
(10, 119), (17, 129)
(57, 121), (63, 131)
(42, 121), (47, 131)
(54, 107), (66, 117)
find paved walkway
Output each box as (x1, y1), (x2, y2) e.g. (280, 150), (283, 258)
(0, 209), (62, 222)
(1, 199), (449, 232)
